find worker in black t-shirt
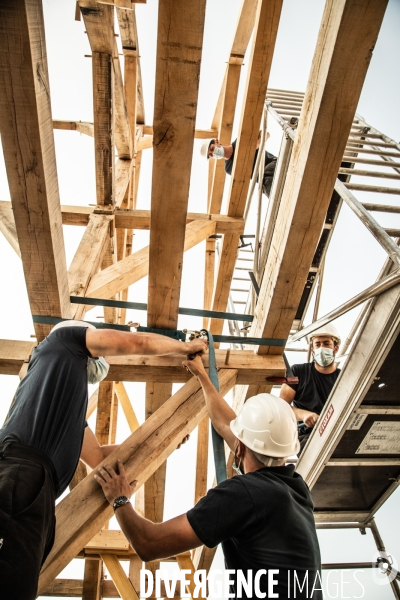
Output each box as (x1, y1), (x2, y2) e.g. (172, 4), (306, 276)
(200, 132), (277, 197)
(95, 355), (322, 600)
(280, 324), (341, 453)
(0, 321), (207, 600)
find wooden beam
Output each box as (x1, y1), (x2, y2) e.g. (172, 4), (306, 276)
(68, 215), (112, 299)
(147, 0), (206, 329)
(82, 558), (102, 600)
(96, 381), (115, 446)
(38, 370), (237, 594)
(117, 5), (145, 125)
(0, 0), (72, 340)
(0, 339), (35, 376)
(209, 0), (284, 335)
(85, 219), (216, 301)
(0, 342), (285, 384)
(0, 200), (20, 257)
(80, 0), (132, 158)
(53, 120), (94, 137)
(101, 555), (138, 600)
(114, 382), (139, 432)
(93, 51), (114, 206)
(250, 0), (389, 354)
(176, 554), (206, 600)
(194, 416), (209, 505)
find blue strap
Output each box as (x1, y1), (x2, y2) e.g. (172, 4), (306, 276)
(203, 330), (228, 484)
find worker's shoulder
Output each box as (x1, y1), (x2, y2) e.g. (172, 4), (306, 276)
(40, 326), (90, 358)
(291, 362), (312, 376)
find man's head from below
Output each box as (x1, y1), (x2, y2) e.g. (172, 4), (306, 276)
(200, 138), (226, 160)
(50, 320), (109, 384)
(309, 324), (341, 368)
(229, 394), (300, 474)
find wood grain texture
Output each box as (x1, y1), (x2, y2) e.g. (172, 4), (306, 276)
(85, 219), (216, 301)
(38, 370), (237, 594)
(0, 0), (72, 339)
(147, 0), (207, 329)
(209, 0), (283, 335)
(250, 0), (389, 355)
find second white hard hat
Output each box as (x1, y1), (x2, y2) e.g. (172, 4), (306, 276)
(309, 323), (341, 345)
(200, 138), (214, 159)
(230, 394), (300, 457)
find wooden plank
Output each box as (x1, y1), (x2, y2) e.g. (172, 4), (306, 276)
(116, 5), (145, 125)
(176, 554), (206, 600)
(194, 416), (209, 504)
(96, 381), (115, 446)
(249, 0), (389, 355)
(0, 201), (244, 233)
(93, 51), (114, 206)
(112, 36), (132, 159)
(53, 120), (94, 137)
(101, 554), (139, 600)
(0, 339), (35, 375)
(0, 201), (20, 257)
(69, 215), (112, 299)
(144, 383), (170, 525)
(86, 530), (130, 554)
(0, 0), (72, 340)
(209, 0), (284, 335)
(114, 382), (139, 432)
(85, 219), (216, 301)
(82, 558), (102, 600)
(38, 370), (237, 594)
(147, 0), (207, 330)
(0, 343), (285, 384)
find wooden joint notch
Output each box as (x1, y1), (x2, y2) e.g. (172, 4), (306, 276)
(228, 53), (245, 66)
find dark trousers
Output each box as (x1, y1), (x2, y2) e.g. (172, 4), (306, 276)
(297, 423), (313, 455)
(262, 160), (277, 197)
(0, 443), (57, 600)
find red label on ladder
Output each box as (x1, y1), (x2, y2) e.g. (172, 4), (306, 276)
(319, 404), (334, 436)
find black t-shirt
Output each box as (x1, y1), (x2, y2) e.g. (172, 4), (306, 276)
(224, 139), (277, 176)
(0, 327), (91, 496)
(187, 466), (322, 599)
(288, 362), (341, 415)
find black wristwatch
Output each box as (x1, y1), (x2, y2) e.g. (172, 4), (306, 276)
(113, 496), (131, 511)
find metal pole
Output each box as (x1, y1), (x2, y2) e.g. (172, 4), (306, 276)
(334, 179), (400, 266)
(288, 268), (400, 344)
(254, 107), (267, 274)
(369, 519), (400, 599)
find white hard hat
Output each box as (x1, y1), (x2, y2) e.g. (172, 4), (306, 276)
(230, 394), (300, 457)
(51, 320), (96, 333)
(309, 323), (341, 345)
(200, 138), (214, 159)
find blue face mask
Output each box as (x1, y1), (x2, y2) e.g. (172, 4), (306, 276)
(87, 357), (109, 384)
(313, 348), (335, 367)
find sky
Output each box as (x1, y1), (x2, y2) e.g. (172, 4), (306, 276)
(1, 0), (400, 598)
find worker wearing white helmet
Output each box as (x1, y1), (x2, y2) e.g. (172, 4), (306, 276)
(95, 355), (322, 600)
(200, 131), (277, 197)
(0, 320), (207, 600)
(280, 323), (341, 453)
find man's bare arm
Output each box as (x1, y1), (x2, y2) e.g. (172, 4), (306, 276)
(182, 355), (237, 452)
(280, 384), (318, 427)
(85, 329), (207, 359)
(80, 427), (118, 469)
(95, 462), (202, 561)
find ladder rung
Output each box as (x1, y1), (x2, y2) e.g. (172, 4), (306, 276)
(236, 258), (253, 262)
(231, 288), (250, 292)
(233, 277), (250, 281)
(233, 301), (246, 305)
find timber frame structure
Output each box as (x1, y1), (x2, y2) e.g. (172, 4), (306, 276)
(1, 0), (400, 598)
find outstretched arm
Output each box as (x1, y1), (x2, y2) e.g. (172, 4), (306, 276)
(80, 427), (118, 469)
(280, 384), (318, 427)
(182, 355), (237, 452)
(95, 462), (202, 561)
(86, 329), (207, 359)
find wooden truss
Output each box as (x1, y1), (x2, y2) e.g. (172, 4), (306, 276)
(0, 0), (392, 598)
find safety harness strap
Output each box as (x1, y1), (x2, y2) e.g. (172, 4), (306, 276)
(204, 330), (228, 484)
